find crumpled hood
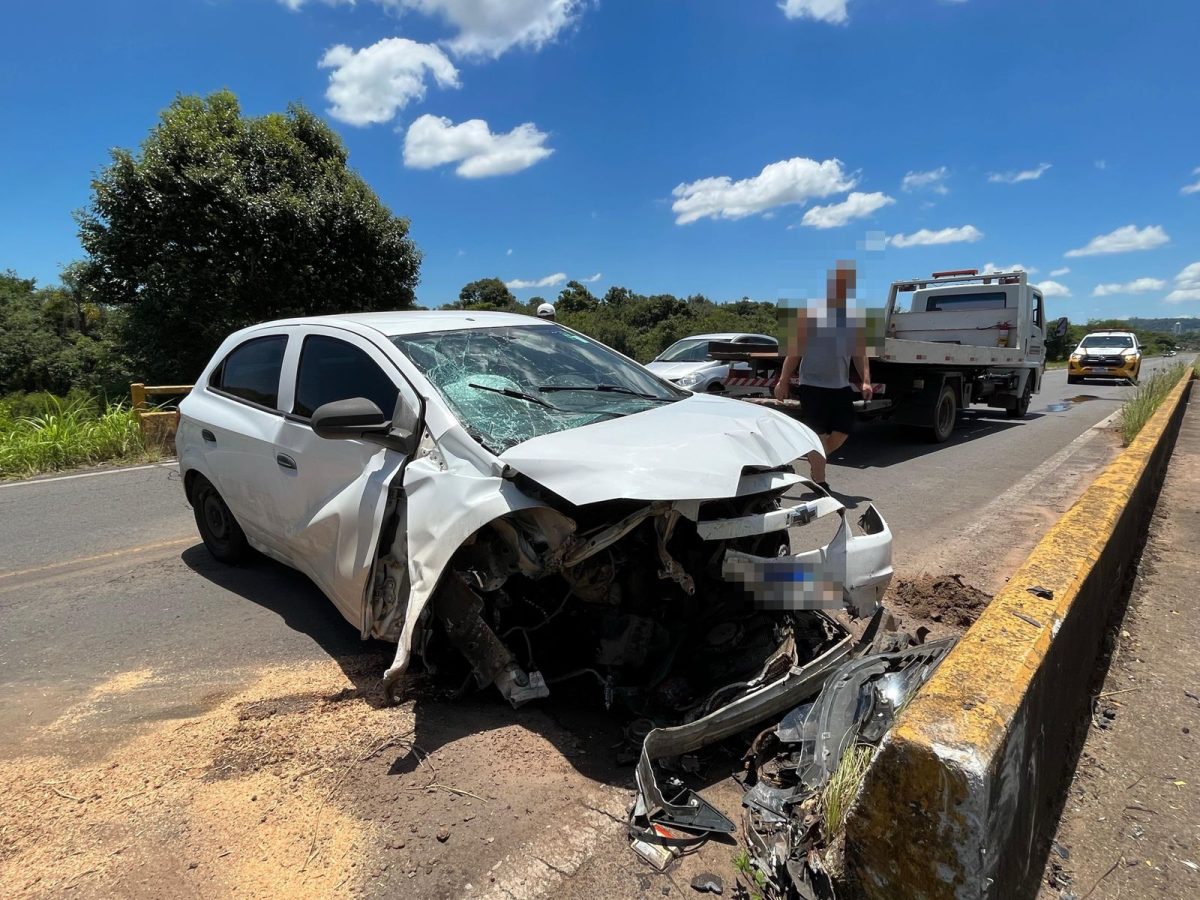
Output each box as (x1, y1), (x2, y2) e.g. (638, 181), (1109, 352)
(644, 360), (722, 382)
(499, 393), (822, 505)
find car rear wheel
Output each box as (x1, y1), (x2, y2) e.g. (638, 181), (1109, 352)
(192, 475), (250, 564)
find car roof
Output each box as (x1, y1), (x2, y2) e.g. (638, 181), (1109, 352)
(257, 310), (551, 337)
(673, 332), (777, 342)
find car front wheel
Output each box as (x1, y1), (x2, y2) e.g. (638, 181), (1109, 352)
(192, 475), (250, 564)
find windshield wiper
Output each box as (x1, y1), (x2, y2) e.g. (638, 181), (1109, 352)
(538, 384), (672, 401)
(468, 382), (559, 409)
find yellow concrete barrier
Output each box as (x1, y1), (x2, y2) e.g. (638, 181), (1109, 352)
(844, 371), (1195, 899)
(131, 382), (192, 449)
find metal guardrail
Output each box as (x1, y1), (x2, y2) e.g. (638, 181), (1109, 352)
(130, 382), (193, 448)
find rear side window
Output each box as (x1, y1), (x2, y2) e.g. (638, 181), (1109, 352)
(293, 335), (400, 420)
(210, 335), (287, 409)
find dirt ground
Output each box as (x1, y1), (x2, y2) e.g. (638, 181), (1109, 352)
(0, 575), (993, 900)
(1038, 406), (1200, 900)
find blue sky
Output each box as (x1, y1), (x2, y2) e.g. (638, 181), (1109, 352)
(2, 0), (1198, 320)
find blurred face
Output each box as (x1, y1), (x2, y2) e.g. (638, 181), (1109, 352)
(827, 263), (856, 304)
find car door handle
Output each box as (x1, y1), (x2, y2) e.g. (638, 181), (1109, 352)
(201, 429), (217, 443)
(276, 453), (298, 471)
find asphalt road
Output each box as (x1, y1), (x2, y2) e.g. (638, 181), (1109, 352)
(0, 355), (1189, 897)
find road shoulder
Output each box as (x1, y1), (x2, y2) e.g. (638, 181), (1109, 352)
(1040, 394), (1200, 899)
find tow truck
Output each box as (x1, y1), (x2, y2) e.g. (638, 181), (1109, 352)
(715, 269), (1049, 441)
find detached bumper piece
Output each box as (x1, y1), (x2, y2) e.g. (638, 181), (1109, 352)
(717, 500), (894, 619)
(739, 638), (954, 898)
(628, 624), (955, 887)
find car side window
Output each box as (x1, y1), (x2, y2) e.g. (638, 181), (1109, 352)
(293, 335), (400, 420)
(210, 335), (288, 409)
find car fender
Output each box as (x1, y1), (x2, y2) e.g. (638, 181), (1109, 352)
(381, 444), (555, 695)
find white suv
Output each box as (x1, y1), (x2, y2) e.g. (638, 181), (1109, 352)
(178, 312), (892, 705)
(645, 332), (777, 391)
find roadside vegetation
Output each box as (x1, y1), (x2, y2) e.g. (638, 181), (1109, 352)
(0, 395), (155, 479)
(1119, 362), (1189, 445)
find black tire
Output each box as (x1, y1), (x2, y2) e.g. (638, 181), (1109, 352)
(1007, 372), (1034, 419)
(1067, 375), (1081, 385)
(929, 383), (957, 443)
(192, 475), (250, 564)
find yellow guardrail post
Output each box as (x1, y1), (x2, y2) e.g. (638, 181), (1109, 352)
(130, 383), (193, 450)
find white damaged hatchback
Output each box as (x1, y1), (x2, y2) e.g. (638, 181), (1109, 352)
(178, 311), (893, 709)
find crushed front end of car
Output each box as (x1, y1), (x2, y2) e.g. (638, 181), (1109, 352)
(399, 468), (892, 714)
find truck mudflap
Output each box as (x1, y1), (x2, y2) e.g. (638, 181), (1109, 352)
(720, 502), (893, 619)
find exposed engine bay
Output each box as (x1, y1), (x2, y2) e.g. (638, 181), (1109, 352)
(415, 470), (892, 714)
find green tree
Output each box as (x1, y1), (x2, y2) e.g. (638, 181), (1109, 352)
(75, 90), (421, 383)
(455, 277), (519, 311)
(555, 280), (598, 314)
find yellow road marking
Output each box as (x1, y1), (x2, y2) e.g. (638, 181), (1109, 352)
(0, 536), (195, 583)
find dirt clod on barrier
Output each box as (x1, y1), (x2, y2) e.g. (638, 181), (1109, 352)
(886, 573), (991, 631)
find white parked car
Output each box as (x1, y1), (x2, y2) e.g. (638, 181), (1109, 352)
(178, 312), (892, 706)
(645, 332), (777, 392)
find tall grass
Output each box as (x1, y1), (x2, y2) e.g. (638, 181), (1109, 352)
(0, 396), (155, 479)
(819, 743), (875, 838)
(1119, 363), (1188, 445)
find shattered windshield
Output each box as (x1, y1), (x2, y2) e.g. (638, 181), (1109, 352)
(391, 324), (687, 453)
(655, 338), (713, 363)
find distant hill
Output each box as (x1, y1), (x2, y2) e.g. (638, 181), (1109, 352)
(1129, 317), (1200, 334)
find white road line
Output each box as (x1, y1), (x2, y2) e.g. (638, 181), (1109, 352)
(953, 408), (1120, 547)
(0, 460), (178, 490)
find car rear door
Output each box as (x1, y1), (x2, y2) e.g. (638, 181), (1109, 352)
(192, 331), (293, 558)
(271, 327), (419, 632)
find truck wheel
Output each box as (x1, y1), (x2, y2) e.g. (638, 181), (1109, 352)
(929, 384), (957, 443)
(1007, 373), (1034, 419)
(192, 475), (251, 564)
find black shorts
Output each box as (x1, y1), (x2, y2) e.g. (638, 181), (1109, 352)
(797, 385), (855, 436)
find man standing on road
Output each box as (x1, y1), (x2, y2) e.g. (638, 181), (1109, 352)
(774, 261), (873, 492)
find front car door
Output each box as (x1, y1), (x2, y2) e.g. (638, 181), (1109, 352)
(272, 326), (419, 631)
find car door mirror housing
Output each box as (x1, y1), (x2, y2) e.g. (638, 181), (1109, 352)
(311, 398), (391, 440)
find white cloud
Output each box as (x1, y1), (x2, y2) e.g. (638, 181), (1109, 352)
(1182, 167), (1200, 195)
(1064, 224), (1170, 258)
(1036, 280), (1072, 298)
(1050, 266), (1070, 277)
(1091, 278), (1167, 297)
(506, 272), (567, 290)
(1166, 262), (1200, 303)
(901, 166), (949, 194)
(779, 0), (850, 24)
(404, 114), (553, 177)
(279, 0), (353, 9)
(506, 248), (513, 255)
(582, 272), (602, 283)
(671, 157), (856, 225)
(887, 225), (983, 248)
(987, 163), (1052, 184)
(1094, 160), (1107, 170)
(393, 0), (585, 58)
(320, 38), (460, 126)
(982, 262), (1037, 275)
(801, 191), (894, 229)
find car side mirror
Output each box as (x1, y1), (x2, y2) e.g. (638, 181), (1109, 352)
(311, 397), (390, 440)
